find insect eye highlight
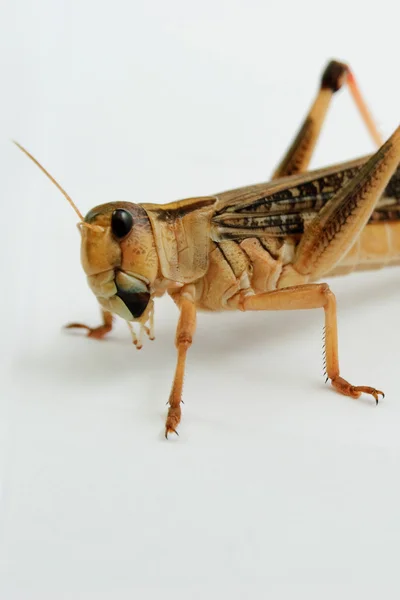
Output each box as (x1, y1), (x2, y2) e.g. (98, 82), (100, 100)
(111, 209), (134, 239)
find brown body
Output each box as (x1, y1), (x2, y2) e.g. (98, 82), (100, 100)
(191, 159), (400, 312)
(80, 154), (400, 317)
(14, 59), (400, 437)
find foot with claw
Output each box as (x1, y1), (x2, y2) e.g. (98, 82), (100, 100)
(65, 322), (112, 340)
(65, 309), (113, 340)
(331, 376), (384, 405)
(165, 405), (181, 439)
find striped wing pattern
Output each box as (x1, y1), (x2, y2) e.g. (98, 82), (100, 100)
(212, 157), (400, 242)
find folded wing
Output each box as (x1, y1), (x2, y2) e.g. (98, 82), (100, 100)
(212, 156), (400, 242)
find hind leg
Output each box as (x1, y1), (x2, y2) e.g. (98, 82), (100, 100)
(272, 59), (382, 179)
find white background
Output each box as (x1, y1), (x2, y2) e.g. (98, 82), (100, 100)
(0, 1), (399, 598)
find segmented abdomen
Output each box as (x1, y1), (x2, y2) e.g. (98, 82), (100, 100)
(325, 221), (400, 277)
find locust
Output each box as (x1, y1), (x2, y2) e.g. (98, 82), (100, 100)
(15, 60), (400, 437)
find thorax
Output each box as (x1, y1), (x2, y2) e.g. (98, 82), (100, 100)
(192, 236), (297, 311)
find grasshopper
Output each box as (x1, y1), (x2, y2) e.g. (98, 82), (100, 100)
(15, 60), (400, 437)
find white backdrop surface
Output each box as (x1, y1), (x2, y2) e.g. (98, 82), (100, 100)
(0, 1), (399, 598)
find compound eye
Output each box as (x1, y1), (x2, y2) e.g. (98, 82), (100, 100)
(111, 209), (133, 239)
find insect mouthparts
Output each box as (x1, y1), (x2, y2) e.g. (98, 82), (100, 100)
(114, 271), (151, 319)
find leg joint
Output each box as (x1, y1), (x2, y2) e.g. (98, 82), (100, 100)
(176, 333), (193, 349)
(319, 282), (336, 307)
(321, 60), (348, 92)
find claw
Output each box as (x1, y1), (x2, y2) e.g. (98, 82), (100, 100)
(165, 404), (181, 439)
(372, 389), (384, 405)
(331, 376), (385, 405)
(165, 427), (179, 439)
(354, 387), (384, 405)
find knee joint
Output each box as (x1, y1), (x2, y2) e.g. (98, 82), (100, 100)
(321, 60), (348, 92)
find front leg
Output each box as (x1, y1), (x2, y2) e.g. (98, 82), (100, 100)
(65, 308), (113, 340)
(165, 287), (197, 438)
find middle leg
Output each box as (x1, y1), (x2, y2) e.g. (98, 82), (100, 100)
(241, 284), (383, 403)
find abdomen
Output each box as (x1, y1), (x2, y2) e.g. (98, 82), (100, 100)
(325, 221), (400, 277)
